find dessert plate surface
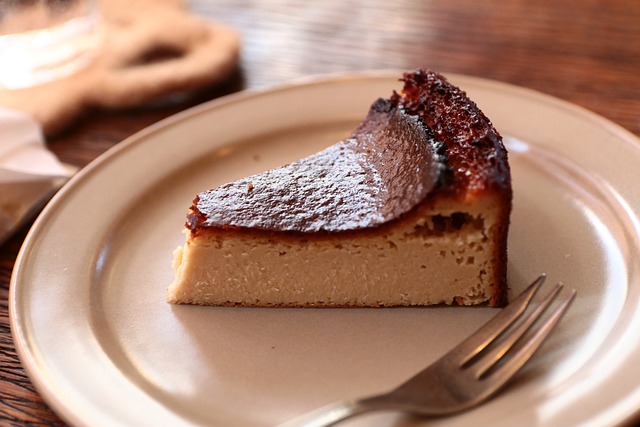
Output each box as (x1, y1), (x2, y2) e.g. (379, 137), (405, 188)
(10, 71), (640, 426)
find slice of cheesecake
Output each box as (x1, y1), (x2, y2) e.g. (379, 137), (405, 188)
(168, 70), (511, 307)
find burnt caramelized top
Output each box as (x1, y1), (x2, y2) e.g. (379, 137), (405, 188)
(390, 70), (511, 199)
(187, 99), (446, 233)
(187, 70), (511, 234)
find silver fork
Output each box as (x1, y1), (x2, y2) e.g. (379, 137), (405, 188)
(279, 275), (576, 427)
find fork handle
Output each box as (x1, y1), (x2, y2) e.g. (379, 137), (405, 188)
(277, 398), (383, 427)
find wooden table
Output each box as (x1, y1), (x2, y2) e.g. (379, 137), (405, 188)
(1, 0), (638, 424)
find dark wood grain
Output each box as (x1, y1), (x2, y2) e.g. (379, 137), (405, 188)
(1, 0), (639, 424)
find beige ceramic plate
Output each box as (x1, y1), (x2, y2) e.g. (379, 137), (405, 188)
(10, 72), (640, 426)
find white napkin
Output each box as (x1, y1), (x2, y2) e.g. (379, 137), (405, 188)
(0, 108), (75, 244)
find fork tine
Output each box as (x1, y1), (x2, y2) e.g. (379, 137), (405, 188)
(483, 287), (576, 387)
(470, 283), (564, 377)
(449, 274), (547, 365)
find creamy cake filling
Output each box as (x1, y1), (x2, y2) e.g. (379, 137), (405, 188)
(168, 199), (500, 307)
